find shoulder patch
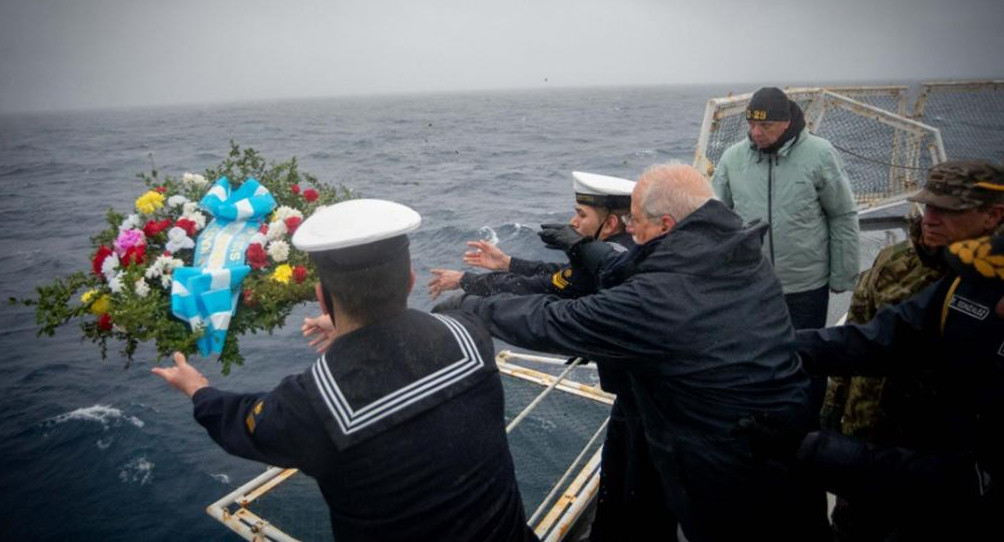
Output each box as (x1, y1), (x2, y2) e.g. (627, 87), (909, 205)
(245, 400), (265, 434)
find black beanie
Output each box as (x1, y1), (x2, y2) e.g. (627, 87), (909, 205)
(746, 87), (791, 122)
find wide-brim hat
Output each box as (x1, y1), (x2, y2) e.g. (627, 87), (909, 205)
(572, 171), (635, 209)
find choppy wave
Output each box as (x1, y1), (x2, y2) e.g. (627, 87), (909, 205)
(50, 405), (145, 430)
(119, 456), (154, 485)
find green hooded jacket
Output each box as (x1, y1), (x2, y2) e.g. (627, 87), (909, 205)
(712, 129), (860, 293)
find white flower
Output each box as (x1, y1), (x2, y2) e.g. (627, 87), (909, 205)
(102, 254), (120, 282)
(182, 201), (200, 216)
(273, 206), (303, 222)
(267, 240), (290, 262)
(134, 278), (150, 298)
(266, 220), (287, 241)
(187, 211), (207, 230)
(145, 255), (184, 289)
(165, 227), (195, 253)
(167, 195), (189, 208)
(109, 273), (124, 294)
(119, 214), (141, 232)
(182, 172), (209, 189)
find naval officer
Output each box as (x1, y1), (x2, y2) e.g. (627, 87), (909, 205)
(427, 171), (635, 300)
(153, 199), (538, 542)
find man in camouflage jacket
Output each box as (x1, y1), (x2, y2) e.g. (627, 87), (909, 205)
(821, 159), (1004, 540)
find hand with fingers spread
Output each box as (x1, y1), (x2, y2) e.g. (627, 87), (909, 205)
(428, 269), (464, 301)
(151, 352), (210, 398)
(302, 314), (336, 353)
(462, 240), (511, 271)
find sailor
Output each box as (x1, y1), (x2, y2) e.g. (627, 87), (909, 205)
(741, 224), (1004, 541)
(427, 171), (635, 300)
(438, 163), (829, 541)
(153, 199), (538, 542)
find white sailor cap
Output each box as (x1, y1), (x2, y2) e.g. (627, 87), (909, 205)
(292, 199), (421, 270)
(572, 171), (635, 209)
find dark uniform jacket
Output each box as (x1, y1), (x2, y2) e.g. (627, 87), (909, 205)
(192, 309), (536, 542)
(459, 232), (633, 299)
(796, 267), (1004, 540)
(454, 200), (823, 541)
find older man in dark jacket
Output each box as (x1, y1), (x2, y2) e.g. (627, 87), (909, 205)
(442, 163), (829, 541)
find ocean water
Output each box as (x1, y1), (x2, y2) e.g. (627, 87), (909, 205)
(0, 83), (916, 541)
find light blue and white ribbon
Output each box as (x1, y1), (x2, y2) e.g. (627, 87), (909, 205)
(171, 177), (276, 356)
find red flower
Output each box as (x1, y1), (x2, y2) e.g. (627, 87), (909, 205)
(303, 188), (319, 203)
(292, 265), (308, 284)
(175, 218), (198, 237)
(291, 184), (301, 195)
(259, 223), (269, 234)
(143, 219), (172, 238)
(97, 313), (113, 331)
(285, 216), (303, 236)
(246, 243), (268, 270)
(92, 246), (114, 277)
(242, 289), (258, 308)
(121, 244), (147, 267)
(154, 186), (167, 194)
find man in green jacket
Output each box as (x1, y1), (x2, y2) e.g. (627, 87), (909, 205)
(712, 86), (860, 423)
(712, 86), (860, 333)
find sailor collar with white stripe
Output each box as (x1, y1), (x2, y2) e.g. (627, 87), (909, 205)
(304, 310), (493, 449)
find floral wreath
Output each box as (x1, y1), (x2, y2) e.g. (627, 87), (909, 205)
(19, 143), (352, 374)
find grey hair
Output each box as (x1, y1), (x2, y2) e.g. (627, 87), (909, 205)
(637, 162), (713, 222)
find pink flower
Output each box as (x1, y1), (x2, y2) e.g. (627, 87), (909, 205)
(114, 229), (145, 256)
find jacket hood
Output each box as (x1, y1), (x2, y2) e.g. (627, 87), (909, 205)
(640, 199), (767, 276)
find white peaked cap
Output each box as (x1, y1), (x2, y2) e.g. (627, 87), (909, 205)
(572, 171), (635, 196)
(572, 171), (635, 208)
(292, 199), (422, 253)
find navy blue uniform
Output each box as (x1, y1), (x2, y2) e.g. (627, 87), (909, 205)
(796, 271), (1004, 540)
(192, 309), (537, 542)
(459, 232), (633, 299)
(451, 201), (828, 541)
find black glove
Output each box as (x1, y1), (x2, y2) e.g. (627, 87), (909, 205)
(539, 224), (587, 252)
(431, 293), (468, 314)
(734, 414), (807, 464)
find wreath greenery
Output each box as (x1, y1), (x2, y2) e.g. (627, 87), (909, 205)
(15, 142), (352, 374)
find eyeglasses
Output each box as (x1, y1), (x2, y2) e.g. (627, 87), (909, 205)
(620, 213), (641, 227)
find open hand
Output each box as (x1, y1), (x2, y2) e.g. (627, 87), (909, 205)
(428, 269), (463, 300)
(151, 352), (209, 398)
(462, 240), (511, 271)
(302, 314), (335, 353)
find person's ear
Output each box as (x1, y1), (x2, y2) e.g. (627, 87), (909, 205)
(408, 269), (416, 294)
(660, 214), (677, 234)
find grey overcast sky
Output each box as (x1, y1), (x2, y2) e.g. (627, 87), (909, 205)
(1, 0), (1002, 113)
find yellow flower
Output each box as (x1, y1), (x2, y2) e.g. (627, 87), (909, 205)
(80, 289), (98, 304)
(89, 294), (111, 315)
(135, 191), (165, 215)
(272, 264), (293, 284)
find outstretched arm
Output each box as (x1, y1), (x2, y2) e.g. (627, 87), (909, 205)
(462, 240), (511, 271)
